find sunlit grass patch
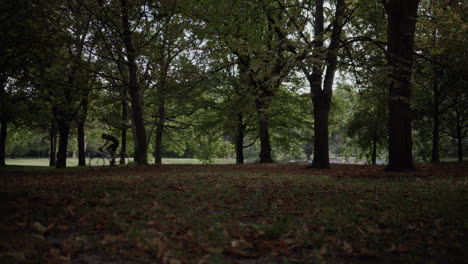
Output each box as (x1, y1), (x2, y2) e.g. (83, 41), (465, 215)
(4, 157), (236, 167)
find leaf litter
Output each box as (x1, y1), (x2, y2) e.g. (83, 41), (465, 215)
(0, 162), (467, 263)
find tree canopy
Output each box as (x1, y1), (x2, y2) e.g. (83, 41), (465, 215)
(1, 0), (467, 169)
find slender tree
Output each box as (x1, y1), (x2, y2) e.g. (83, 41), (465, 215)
(278, 0), (348, 168)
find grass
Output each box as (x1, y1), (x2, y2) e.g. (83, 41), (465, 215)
(4, 157), (236, 167)
(0, 163), (466, 263)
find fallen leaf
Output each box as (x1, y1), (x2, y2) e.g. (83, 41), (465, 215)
(342, 241), (353, 254)
(357, 247), (377, 257)
(31, 221), (47, 233)
(57, 224), (70, 232)
(388, 244), (409, 253)
(224, 246), (258, 257)
(101, 234), (125, 244)
(205, 247), (224, 254)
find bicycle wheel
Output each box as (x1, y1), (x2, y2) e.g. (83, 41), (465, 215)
(89, 155), (106, 169)
(116, 153), (130, 167)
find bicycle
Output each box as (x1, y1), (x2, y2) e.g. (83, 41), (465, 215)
(89, 149), (130, 169)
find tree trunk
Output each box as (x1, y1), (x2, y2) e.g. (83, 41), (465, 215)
(77, 120), (86, 166)
(371, 133), (377, 165)
(305, 0), (345, 169)
(256, 95), (273, 163)
(235, 113), (245, 164)
(431, 64), (440, 162)
(385, 0), (420, 171)
(154, 99), (165, 164)
(311, 96), (331, 168)
(49, 126), (57, 167)
(77, 101), (88, 167)
(120, 98), (128, 164)
(431, 98), (440, 163)
(457, 123), (463, 162)
(56, 121), (70, 169)
(0, 120), (7, 166)
(120, 0), (147, 165)
(0, 79), (8, 166)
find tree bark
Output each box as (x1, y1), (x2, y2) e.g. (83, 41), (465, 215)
(77, 98), (88, 167)
(311, 96), (331, 168)
(371, 133), (377, 165)
(456, 123), (463, 162)
(235, 113), (245, 164)
(431, 62), (440, 162)
(77, 120), (86, 166)
(306, 0), (345, 169)
(120, 0), (148, 165)
(49, 125), (56, 167)
(56, 121), (70, 169)
(154, 99), (165, 164)
(0, 120), (7, 166)
(385, 0), (420, 171)
(256, 91), (273, 163)
(0, 79), (8, 166)
(120, 98), (128, 164)
(431, 90), (440, 163)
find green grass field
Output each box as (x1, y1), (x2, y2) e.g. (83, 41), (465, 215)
(0, 163), (466, 263)
(4, 157), (236, 167)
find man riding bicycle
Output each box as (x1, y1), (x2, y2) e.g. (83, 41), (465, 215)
(99, 133), (119, 165)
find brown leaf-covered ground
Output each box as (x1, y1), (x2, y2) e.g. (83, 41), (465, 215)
(0, 162), (467, 263)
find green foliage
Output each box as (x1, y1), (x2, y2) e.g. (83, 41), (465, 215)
(5, 127), (48, 156)
(189, 133), (233, 164)
(2, 0), (468, 165)
(344, 83), (388, 163)
(269, 86), (313, 160)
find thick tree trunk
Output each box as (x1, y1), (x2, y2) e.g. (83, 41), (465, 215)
(154, 99), (165, 164)
(303, 0), (346, 169)
(49, 126), (57, 167)
(256, 96), (273, 163)
(311, 96), (331, 168)
(56, 121), (70, 169)
(120, 0), (147, 165)
(77, 120), (86, 166)
(385, 0), (419, 171)
(258, 113), (273, 163)
(235, 113), (245, 164)
(305, 0), (344, 169)
(0, 120), (7, 166)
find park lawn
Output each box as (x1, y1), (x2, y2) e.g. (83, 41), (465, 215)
(0, 163), (466, 263)
(4, 158), (235, 167)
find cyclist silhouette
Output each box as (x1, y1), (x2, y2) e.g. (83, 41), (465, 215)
(99, 133), (119, 165)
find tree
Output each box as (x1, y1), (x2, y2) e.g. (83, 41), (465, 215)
(347, 86), (388, 164)
(193, 0), (302, 163)
(81, 0), (182, 165)
(0, 0), (45, 165)
(384, 0), (421, 171)
(443, 71), (468, 161)
(142, 11), (199, 164)
(39, 0), (95, 168)
(306, 0), (347, 168)
(276, 0), (349, 168)
(411, 0), (468, 162)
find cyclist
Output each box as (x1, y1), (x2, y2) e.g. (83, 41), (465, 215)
(99, 133), (119, 165)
